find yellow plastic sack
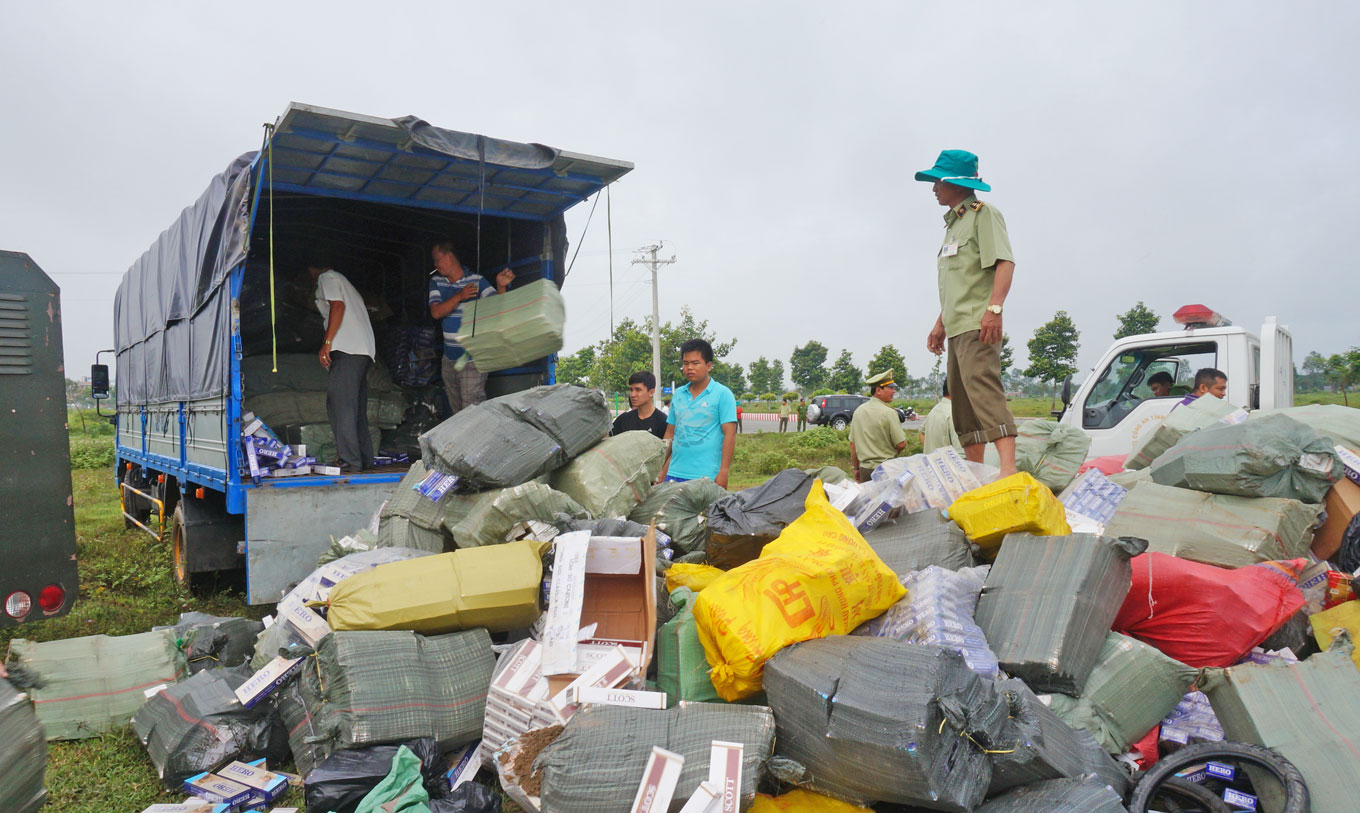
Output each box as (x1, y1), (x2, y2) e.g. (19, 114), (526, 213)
(946, 471), (1071, 550)
(665, 562), (725, 594)
(327, 541), (544, 634)
(692, 482), (905, 701)
(1310, 600), (1360, 671)
(750, 789), (871, 812)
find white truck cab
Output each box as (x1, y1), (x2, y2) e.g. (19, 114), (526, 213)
(1056, 305), (1294, 461)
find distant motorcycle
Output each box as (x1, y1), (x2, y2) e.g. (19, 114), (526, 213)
(897, 406), (919, 422)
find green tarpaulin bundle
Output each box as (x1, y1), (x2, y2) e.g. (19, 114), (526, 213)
(975, 534), (1145, 695)
(985, 421), (1091, 492)
(1201, 632), (1360, 813)
(6, 630), (186, 741)
(536, 702), (775, 813)
(451, 278), (566, 374)
(550, 431), (665, 518)
(277, 629), (494, 777)
(627, 477), (727, 555)
(245, 390), (405, 430)
(419, 385), (610, 489)
(241, 352), (406, 429)
(1151, 413), (1342, 502)
(976, 776), (1127, 813)
(131, 665), (288, 788)
(764, 636), (1010, 810)
(378, 461), (454, 552)
(988, 678), (1127, 796)
(290, 422), (382, 464)
(656, 587), (722, 706)
(1104, 481), (1322, 568)
(0, 676), (47, 813)
(1251, 402), (1360, 450)
(1046, 632), (1197, 754)
(1126, 394), (1242, 470)
(861, 509), (977, 573)
(443, 481), (588, 548)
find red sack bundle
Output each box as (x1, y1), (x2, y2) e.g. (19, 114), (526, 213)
(1114, 553), (1306, 667)
(1078, 454), (1128, 476)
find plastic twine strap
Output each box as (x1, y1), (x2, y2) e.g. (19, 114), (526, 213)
(938, 717), (1017, 755)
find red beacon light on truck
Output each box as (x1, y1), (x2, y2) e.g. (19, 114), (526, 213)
(1173, 304), (1231, 329)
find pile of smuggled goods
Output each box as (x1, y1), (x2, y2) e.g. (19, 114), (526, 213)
(5, 388), (1360, 812)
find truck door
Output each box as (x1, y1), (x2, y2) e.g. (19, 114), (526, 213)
(1072, 339), (1222, 460)
(1258, 316), (1294, 410)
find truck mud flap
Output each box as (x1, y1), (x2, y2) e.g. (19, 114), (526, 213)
(245, 481), (398, 604)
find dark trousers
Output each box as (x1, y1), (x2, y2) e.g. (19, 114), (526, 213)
(327, 351), (374, 468)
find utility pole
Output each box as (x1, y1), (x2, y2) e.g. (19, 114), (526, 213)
(632, 242), (675, 405)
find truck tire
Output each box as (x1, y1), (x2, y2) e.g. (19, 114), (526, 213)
(1128, 741), (1309, 813)
(171, 505), (193, 587)
(831, 415), (849, 431)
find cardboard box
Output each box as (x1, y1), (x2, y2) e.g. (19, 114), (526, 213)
(542, 530), (658, 686)
(1312, 478), (1360, 561)
(326, 541), (545, 634)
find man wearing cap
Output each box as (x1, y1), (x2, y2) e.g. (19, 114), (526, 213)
(917, 149), (1019, 477)
(849, 370), (908, 482)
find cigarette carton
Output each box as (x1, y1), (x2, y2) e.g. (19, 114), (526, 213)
(243, 418), (263, 437)
(573, 685), (668, 710)
(707, 740), (744, 813)
(234, 656), (303, 708)
(277, 595), (331, 647)
(183, 772), (254, 807)
(548, 645), (637, 722)
(1336, 445), (1360, 485)
(445, 739), (482, 789)
(1205, 761), (1235, 781)
(678, 782), (719, 813)
(314, 465), (342, 476)
(629, 747), (685, 813)
(1223, 787), (1258, 809)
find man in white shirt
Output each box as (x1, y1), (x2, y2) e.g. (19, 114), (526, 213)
(310, 265), (377, 472)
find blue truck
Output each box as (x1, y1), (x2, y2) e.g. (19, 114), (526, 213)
(103, 103), (631, 604)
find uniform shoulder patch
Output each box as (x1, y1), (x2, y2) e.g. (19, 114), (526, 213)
(969, 200), (986, 211)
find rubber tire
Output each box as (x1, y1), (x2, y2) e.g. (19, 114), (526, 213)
(831, 415), (849, 430)
(1128, 741), (1309, 813)
(1154, 776), (1234, 813)
(170, 505), (191, 587)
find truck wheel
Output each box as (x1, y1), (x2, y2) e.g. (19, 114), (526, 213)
(171, 505), (192, 586)
(831, 416), (849, 431)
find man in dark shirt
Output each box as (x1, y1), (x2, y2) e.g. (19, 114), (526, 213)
(611, 370), (668, 439)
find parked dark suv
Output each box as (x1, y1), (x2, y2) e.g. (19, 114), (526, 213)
(806, 394), (907, 430)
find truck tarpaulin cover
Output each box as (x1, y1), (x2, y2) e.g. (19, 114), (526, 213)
(114, 153), (254, 404)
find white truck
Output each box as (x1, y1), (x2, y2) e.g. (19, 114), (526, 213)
(1055, 304), (1294, 461)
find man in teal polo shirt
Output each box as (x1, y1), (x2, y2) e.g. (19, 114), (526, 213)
(655, 338), (738, 488)
(917, 149), (1018, 477)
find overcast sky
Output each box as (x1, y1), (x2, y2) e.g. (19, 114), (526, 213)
(4, 2), (1356, 390)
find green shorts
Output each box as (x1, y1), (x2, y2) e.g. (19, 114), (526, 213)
(947, 330), (1017, 446)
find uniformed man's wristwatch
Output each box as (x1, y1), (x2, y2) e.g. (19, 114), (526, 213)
(986, 304), (1003, 315)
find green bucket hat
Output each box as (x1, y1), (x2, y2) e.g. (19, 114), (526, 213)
(914, 149), (991, 192)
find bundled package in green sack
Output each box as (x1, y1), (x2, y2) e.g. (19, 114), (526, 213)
(6, 630), (186, 741)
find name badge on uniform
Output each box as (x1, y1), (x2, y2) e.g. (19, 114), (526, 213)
(939, 242), (959, 257)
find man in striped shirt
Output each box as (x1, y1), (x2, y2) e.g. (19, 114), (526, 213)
(428, 241), (514, 416)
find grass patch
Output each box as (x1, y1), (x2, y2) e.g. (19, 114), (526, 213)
(727, 426), (923, 489)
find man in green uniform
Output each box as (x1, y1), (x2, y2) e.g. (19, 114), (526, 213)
(796, 398), (808, 431)
(920, 380), (963, 454)
(917, 149), (1018, 477)
(849, 370), (908, 482)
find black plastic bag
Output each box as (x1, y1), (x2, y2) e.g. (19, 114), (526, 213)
(158, 612), (265, 674)
(130, 665), (288, 789)
(706, 469), (813, 569)
(304, 738), (445, 813)
(431, 782), (502, 812)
